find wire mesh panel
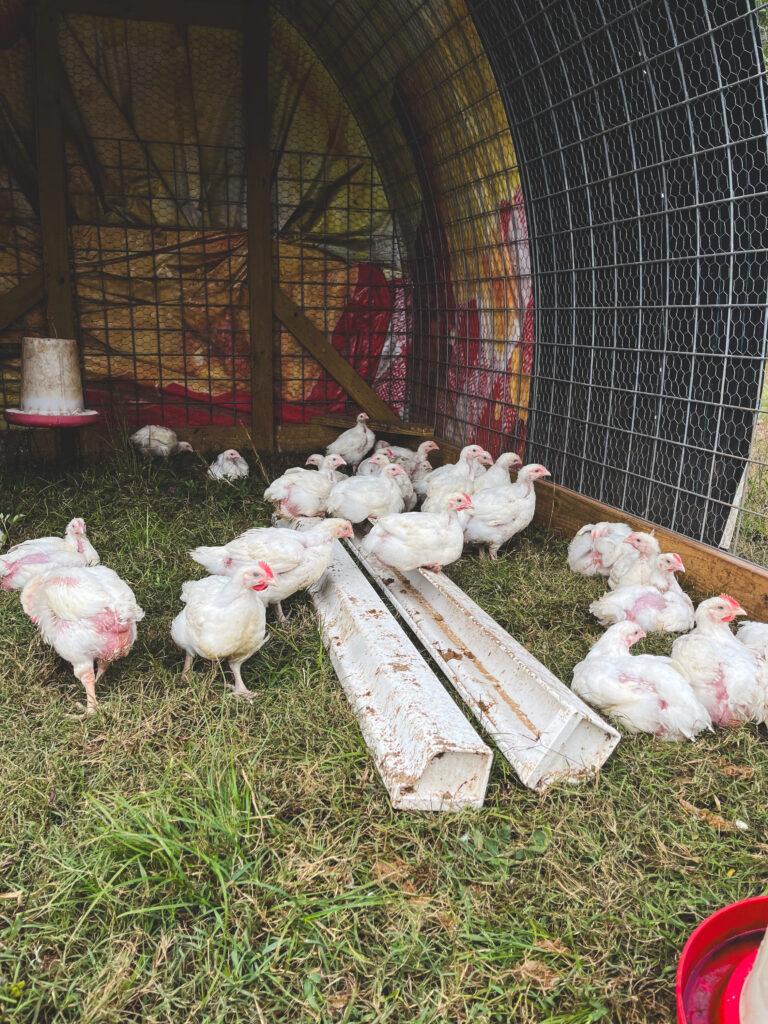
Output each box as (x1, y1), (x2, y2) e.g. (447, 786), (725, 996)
(469, 0), (768, 558)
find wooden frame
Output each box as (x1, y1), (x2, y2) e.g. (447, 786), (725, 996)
(0, 271), (45, 336)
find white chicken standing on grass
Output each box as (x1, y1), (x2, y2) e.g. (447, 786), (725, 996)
(208, 449), (249, 482)
(567, 521), (634, 576)
(326, 464), (406, 523)
(21, 565), (145, 715)
(473, 451), (523, 492)
(264, 454), (346, 519)
(571, 621), (711, 741)
(325, 412), (375, 470)
(461, 464), (551, 561)
(608, 531), (661, 590)
(0, 518), (100, 591)
(130, 425), (194, 458)
(188, 518), (353, 620)
(171, 562), (276, 699)
(360, 492), (472, 573)
(671, 595), (763, 726)
(589, 553), (694, 633)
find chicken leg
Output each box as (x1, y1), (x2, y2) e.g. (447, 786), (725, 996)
(227, 659), (255, 699)
(181, 653), (193, 681)
(76, 665), (98, 715)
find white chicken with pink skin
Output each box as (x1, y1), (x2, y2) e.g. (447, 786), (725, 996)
(21, 564), (144, 715)
(567, 521), (634, 576)
(171, 562), (276, 699)
(189, 518), (353, 620)
(671, 595), (764, 726)
(411, 460), (434, 501)
(736, 620), (768, 696)
(461, 464), (551, 561)
(0, 518), (100, 591)
(607, 531), (661, 590)
(357, 450), (393, 477)
(361, 493), (472, 573)
(325, 412), (375, 469)
(473, 452), (523, 492)
(326, 464), (405, 523)
(264, 455), (347, 519)
(589, 553), (695, 633)
(208, 449), (249, 482)
(425, 445), (492, 500)
(130, 425), (193, 458)
(572, 621), (711, 741)
(375, 439), (439, 476)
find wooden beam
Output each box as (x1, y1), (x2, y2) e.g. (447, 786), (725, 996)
(35, 0), (75, 340)
(273, 285), (400, 425)
(51, 0), (243, 28)
(244, 0), (274, 450)
(0, 270), (45, 333)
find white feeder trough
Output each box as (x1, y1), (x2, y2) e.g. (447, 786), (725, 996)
(348, 538), (620, 792)
(310, 541), (492, 810)
(4, 336), (98, 427)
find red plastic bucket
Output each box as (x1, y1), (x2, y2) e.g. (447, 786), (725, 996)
(676, 895), (768, 1023)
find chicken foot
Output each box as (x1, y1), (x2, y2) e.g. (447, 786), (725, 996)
(227, 659), (255, 700)
(74, 666), (98, 716)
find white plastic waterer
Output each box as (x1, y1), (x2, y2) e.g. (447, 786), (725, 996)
(3, 337), (98, 427)
(740, 926), (768, 1022)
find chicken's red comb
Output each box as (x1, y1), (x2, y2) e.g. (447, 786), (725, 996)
(461, 492), (471, 502)
(258, 561), (275, 579)
(719, 593), (741, 608)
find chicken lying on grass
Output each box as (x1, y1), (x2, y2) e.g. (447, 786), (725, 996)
(567, 521), (634, 576)
(130, 425), (193, 458)
(360, 493), (472, 573)
(171, 562), (275, 700)
(208, 449), (249, 481)
(671, 595), (764, 727)
(189, 519), (353, 620)
(264, 455), (346, 520)
(0, 518), (100, 591)
(608, 531), (661, 589)
(21, 565), (144, 715)
(572, 621), (711, 741)
(589, 553), (694, 633)
(325, 412), (375, 470)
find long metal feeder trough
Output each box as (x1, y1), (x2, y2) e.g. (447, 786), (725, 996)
(309, 542), (493, 810)
(348, 538), (620, 792)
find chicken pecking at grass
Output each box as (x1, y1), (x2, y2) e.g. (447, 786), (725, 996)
(171, 562), (275, 700)
(21, 564), (144, 715)
(0, 518), (100, 591)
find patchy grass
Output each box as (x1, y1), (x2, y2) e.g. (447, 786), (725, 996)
(1, 449), (767, 1024)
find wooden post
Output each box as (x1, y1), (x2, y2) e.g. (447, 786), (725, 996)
(35, 0), (74, 340)
(244, 0), (274, 450)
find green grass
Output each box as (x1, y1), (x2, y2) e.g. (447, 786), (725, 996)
(1, 448), (767, 1024)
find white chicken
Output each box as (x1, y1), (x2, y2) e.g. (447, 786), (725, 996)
(189, 518), (353, 620)
(461, 464), (551, 560)
(567, 521), (634, 576)
(360, 492), (472, 573)
(608, 531), (661, 590)
(325, 412), (375, 469)
(208, 449), (249, 482)
(289, 453), (346, 481)
(571, 621), (711, 741)
(588, 553), (694, 633)
(425, 445), (492, 499)
(736, 619), (768, 681)
(171, 562), (275, 699)
(0, 518), (100, 591)
(411, 460), (434, 502)
(264, 455), (346, 519)
(21, 565), (145, 715)
(473, 452), (523, 492)
(130, 425), (194, 458)
(375, 439), (439, 476)
(326, 464), (405, 523)
(671, 595), (763, 726)
(357, 450), (393, 477)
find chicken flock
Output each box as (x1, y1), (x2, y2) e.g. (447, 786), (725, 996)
(1, 415), (544, 714)
(568, 522), (768, 741)
(2, 413), (765, 755)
